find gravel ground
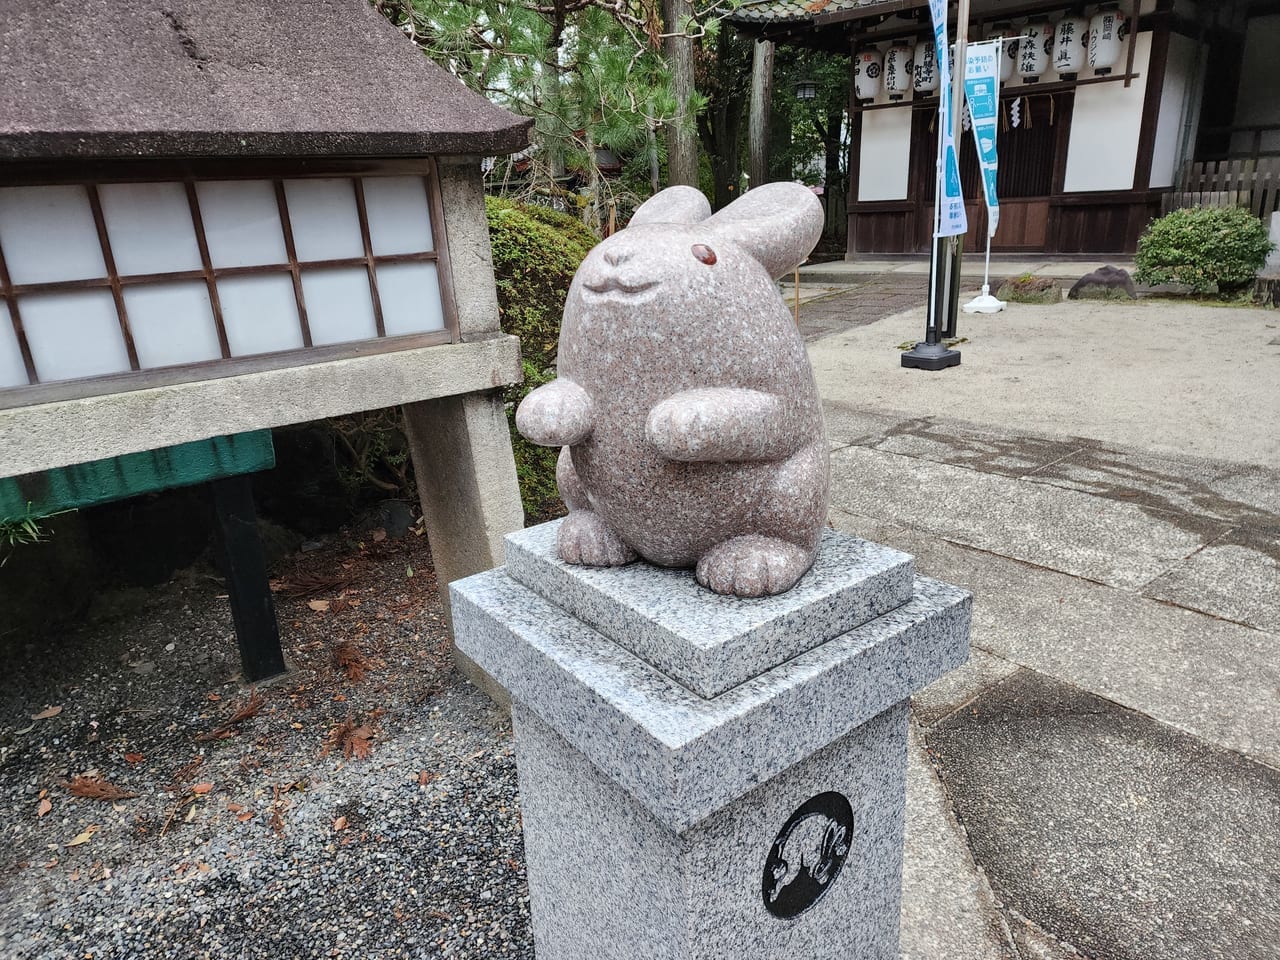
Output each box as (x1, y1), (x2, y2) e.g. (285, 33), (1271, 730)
(0, 531), (533, 960)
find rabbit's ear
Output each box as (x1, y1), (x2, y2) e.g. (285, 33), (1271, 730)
(705, 183), (824, 280)
(628, 186), (712, 227)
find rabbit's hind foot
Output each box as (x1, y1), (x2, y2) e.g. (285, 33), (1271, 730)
(695, 535), (812, 598)
(557, 511), (637, 567)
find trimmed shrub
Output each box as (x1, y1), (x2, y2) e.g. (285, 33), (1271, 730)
(485, 197), (598, 522)
(1134, 206), (1273, 294)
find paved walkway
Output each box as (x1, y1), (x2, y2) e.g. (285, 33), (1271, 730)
(803, 283), (1280, 959)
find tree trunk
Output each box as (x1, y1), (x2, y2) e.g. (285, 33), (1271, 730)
(663, 0), (699, 187)
(823, 113), (843, 235)
(747, 40), (775, 189)
(647, 123), (661, 195)
(540, 55), (566, 184)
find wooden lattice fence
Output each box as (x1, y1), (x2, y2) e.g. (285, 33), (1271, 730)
(1163, 158), (1280, 224)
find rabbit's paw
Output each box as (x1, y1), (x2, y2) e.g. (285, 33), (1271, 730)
(516, 379), (594, 447)
(695, 536), (810, 598)
(557, 511), (637, 567)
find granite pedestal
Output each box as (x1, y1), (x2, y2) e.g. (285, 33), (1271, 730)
(451, 519), (971, 959)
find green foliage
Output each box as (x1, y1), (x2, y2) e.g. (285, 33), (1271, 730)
(1135, 206), (1274, 294)
(508, 361), (565, 524)
(1, 504), (49, 567)
(486, 196), (596, 371)
(487, 196), (596, 521)
(378, 0), (683, 209)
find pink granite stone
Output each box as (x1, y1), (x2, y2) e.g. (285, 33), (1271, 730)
(514, 183), (829, 597)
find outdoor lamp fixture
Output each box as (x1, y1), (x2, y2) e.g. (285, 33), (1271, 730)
(795, 79), (819, 100)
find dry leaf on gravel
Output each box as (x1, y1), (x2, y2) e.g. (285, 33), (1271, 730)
(191, 782), (214, 795)
(64, 776), (139, 802)
(270, 571), (354, 599)
(308, 599), (331, 612)
(195, 690), (262, 742)
(31, 705), (62, 720)
(123, 753), (145, 765)
(333, 641), (368, 682)
(65, 825), (99, 847)
(37, 798), (52, 817)
(333, 815), (348, 831)
(322, 717), (377, 761)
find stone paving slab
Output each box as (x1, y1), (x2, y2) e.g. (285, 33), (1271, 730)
(1025, 446), (1280, 527)
(829, 506), (1280, 770)
(1143, 530), (1280, 633)
(927, 669), (1280, 960)
(830, 445), (1221, 590)
(900, 725), (1018, 960)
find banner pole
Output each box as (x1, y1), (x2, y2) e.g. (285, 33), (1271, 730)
(904, 0), (967, 370)
(940, 0), (970, 340)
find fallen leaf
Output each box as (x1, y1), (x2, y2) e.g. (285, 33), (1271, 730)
(236, 812), (254, 822)
(123, 753), (145, 765)
(198, 862), (211, 873)
(65, 825), (99, 847)
(184, 804), (198, 823)
(37, 798), (52, 818)
(226, 803), (244, 813)
(65, 776), (139, 802)
(191, 782), (214, 795)
(308, 599), (331, 612)
(333, 815), (348, 831)
(31, 705), (63, 721)
(334, 641), (368, 682)
(206, 693), (221, 702)
(417, 770), (436, 786)
(371, 528), (387, 542)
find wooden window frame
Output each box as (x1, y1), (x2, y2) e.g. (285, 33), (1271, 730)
(0, 157), (461, 411)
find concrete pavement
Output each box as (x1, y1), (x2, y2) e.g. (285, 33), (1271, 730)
(802, 283), (1280, 959)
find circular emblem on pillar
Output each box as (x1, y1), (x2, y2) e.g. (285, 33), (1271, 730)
(761, 791), (854, 919)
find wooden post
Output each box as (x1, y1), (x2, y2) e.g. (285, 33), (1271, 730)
(209, 474), (286, 682)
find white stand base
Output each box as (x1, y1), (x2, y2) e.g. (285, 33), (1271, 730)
(963, 284), (1007, 314)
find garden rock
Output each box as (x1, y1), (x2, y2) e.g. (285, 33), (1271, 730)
(997, 276), (1064, 305)
(1069, 265), (1137, 300)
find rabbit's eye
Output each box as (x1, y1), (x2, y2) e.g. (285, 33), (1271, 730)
(691, 244), (717, 265)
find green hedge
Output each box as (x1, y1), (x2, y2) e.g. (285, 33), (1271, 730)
(486, 197), (597, 522)
(1134, 206), (1273, 294)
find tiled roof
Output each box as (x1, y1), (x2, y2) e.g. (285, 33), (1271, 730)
(0, 0), (532, 161)
(730, 0), (923, 28)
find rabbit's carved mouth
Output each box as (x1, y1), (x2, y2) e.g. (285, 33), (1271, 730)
(582, 275), (659, 302)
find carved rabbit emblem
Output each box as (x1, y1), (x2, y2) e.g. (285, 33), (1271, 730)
(515, 183), (829, 597)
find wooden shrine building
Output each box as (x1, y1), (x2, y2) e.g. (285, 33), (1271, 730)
(731, 0), (1280, 257)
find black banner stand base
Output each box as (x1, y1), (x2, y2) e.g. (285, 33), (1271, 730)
(901, 341), (962, 370)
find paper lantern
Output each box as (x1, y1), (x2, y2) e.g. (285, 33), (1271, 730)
(1090, 2), (1128, 76)
(885, 41), (914, 101)
(854, 48), (884, 103)
(986, 23), (1019, 83)
(1018, 17), (1051, 84)
(1053, 13), (1089, 80)
(914, 39), (939, 93)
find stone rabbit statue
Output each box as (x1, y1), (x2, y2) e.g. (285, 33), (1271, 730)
(515, 182), (829, 597)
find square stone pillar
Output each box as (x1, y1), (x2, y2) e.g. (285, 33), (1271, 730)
(452, 520), (970, 959)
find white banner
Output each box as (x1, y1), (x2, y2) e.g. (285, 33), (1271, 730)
(928, 0), (968, 237)
(964, 40), (1002, 238)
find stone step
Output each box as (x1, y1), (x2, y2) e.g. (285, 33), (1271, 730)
(502, 519), (917, 698)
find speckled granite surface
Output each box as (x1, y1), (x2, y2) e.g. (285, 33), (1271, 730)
(504, 520), (916, 697)
(514, 701), (909, 960)
(514, 183), (831, 597)
(450, 571), (969, 833)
